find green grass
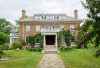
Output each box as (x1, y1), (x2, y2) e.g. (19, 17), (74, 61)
(0, 50), (42, 68)
(59, 48), (100, 68)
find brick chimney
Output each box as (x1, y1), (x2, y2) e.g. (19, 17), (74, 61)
(74, 9), (78, 19)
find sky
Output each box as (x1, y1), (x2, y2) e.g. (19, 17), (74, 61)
(0, 0), (87, 21)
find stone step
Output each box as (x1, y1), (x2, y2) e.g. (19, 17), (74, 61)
(44, 51), (57, 54)
(42, 50), (58, 54)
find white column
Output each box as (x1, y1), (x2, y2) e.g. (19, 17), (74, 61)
(9, 33), (13, 48)
(55, 34), (58, 48)
(43, 35), (46, 48)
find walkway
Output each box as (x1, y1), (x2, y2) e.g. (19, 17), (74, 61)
(38, 54), (65, 68)
(38, 46), (65, 68)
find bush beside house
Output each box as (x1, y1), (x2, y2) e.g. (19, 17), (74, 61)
(11, 41), (22, 49)
(0, 32), (9, 58)
(25, 34), (43, 52)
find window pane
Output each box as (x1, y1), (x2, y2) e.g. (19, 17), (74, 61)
(26, 25), (30, 32)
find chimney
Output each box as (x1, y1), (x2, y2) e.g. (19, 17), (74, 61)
(74, 9), (78, 19)
(22, 9), (26, 18)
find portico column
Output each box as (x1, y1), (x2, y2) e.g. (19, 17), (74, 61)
(43, 35), (46, 48)
(55, 34), (58, 48)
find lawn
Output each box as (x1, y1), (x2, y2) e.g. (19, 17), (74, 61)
(59, 48), (100, 68)
(0, 50), (42, 68)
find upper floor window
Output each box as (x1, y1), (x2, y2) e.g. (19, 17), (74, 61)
(26, 25), (30, 32)
(70, 25), (76, 32)
(36, 25), (40, 32)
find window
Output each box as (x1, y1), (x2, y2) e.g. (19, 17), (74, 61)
(70, 25), (75, 31)
(36, 25), (40, 32)
(26, 25), (30, 32)
(70, 25), (76, 36)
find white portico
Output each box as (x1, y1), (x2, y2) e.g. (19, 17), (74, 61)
(41, 25), (63, 49)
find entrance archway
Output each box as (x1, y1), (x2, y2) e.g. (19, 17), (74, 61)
(43, 32), (58, 48)
(45, 35), (55, 45)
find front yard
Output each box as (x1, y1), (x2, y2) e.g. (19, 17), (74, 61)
(0, 50), (42, 68)
(59, 48), (100, 68)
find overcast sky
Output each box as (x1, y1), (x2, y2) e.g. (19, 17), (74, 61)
(0, 0), (87, 21)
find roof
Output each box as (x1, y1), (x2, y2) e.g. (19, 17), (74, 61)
(33, 14), (80, 21)
(20, 14), (81, 22)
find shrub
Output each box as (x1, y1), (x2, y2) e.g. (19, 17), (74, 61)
(0, 44), (9, 50)
(64, 30), (72, 46)
(59, 47), (73, 51)
(96, 49), (100, 57)
(20, 39), (26, 46)
(26, 48), (42, 52)
(57, 31), (64, 46)
(26, 34), (43, 48)
(11, 41), (22, 49)
(26, 36), (35, 46)
(0, 32), (8, 44)
(34, 34), (43, 48)
(0, 50), (4, 58)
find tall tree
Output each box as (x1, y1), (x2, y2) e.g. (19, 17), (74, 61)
(0, 18), (12, 50)
(0, 18), (12, 34)
(82, 0), (100, 47)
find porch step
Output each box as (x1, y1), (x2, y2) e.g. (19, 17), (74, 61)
(42, 45), (58, 54)
(43, 50), (57, 54)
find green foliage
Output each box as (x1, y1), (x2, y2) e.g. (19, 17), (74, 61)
(26, 36), (35, 46)
(26, 48), (42, 52)
(59, 47), (73, 51)
(78, 20), (95, 48)
(0, 32), (8, 45)
(0, 44), (9, 50)
(11, 41), (22, 49)
(82, 0), (100, 47)
(57, 31), (63, 46)
(34, 34), (43, 48)
(0, 50), (4, 58)
(0, 32), (9, 58)
(0, 18), (12, 34)
(26, 34), (43, 48)
(64, 30), (72, 46)
(20, 39), (26, 46)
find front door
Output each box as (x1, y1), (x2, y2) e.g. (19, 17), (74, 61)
(45, 35), (55, 45)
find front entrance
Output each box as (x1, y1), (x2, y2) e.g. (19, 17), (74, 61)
(45, 35), (55, 45)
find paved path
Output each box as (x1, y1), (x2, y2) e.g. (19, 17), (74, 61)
(38, 54), (65, 68)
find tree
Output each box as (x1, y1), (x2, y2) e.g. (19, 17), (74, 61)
(78, 19), (94, 48)
(82, 0), (100, 47)
(0, 32), (8, 58)
(0, 18), (12, 58)
(0, 18), (11, 49)
(0, 32), (8, 45)
(0, 18), (12, 34)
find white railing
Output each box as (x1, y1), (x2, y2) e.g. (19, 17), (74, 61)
(40, 28), (61, 32)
